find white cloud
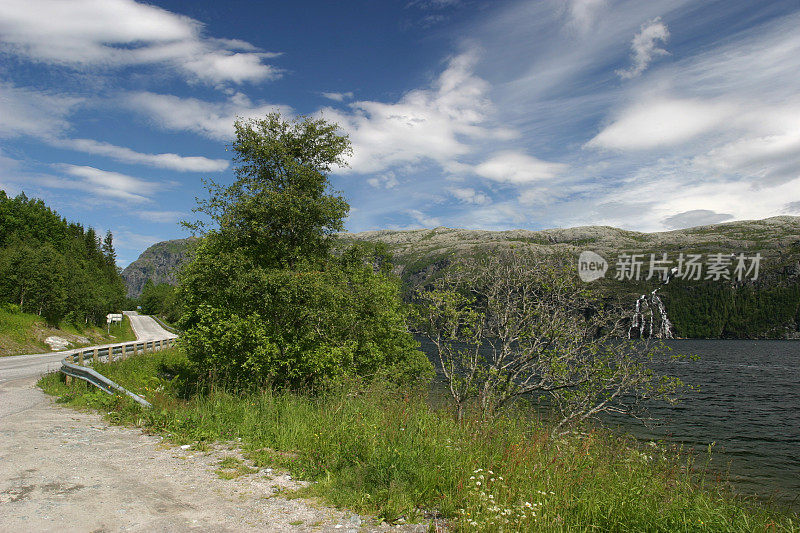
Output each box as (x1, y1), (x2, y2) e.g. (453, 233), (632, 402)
(0, 82), (81, 138)
(567, 0), (607, 32)
(407, 0), (461, 9)
(322, 92), (354, 102)
(367, 172), (399, 189)
(136, 210), (186, 224)
(617, 17), (670, 79)
(0, 0), (279, 85)
(127, 91), (292, 141)
(52, 164), (166, 202)
(56, 138), (229, 172)
(407, 209), (441, 228)
(322, 51), (506, 174)
(661, 209), (733, 229)
(448, 186), (491, 205)
(694, 129), (800, 187)
(474, 151), (567, 184)
(587, 98), (734, 151)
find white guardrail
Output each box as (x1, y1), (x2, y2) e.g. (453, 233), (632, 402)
(60, 337), (177, 408)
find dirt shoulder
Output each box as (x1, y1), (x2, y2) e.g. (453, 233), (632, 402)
(0, 376), (427, 532)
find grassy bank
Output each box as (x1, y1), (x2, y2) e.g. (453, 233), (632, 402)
(39, 348), (797, 531)
(0, 306), (136, 356)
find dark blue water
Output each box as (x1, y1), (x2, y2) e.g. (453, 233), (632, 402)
(622, 340), (800, 509)
(418, 337), (800, 509)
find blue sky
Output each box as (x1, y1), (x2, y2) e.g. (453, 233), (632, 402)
(1, 0), (799, 266)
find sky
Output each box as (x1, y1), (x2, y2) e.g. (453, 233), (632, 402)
(1, 0), (799, 266)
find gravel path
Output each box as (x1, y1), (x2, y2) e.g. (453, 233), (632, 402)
(0, 316), (431, 532)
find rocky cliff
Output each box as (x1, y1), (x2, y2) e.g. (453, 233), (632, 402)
(121, 238), (197, 297)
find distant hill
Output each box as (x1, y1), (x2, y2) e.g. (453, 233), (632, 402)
(120, 217), (800, 337)
(121, 238), (197, 297)
(338, 216), (800, 287)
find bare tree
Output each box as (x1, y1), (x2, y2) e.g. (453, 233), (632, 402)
(416, 249), (683, 434)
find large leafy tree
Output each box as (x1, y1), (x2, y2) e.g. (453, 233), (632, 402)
(189, 113), (351, 269)
(180, 114), (431, 389)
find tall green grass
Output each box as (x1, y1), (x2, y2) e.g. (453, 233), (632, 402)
(0, 306), (135, 356)
(39, 348), (798, 531)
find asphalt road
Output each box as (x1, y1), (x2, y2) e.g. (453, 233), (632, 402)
(0, 311), (175, 388)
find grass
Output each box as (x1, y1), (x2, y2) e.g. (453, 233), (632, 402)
(216, 457), (258, 479)
(38, 348), (798, 531)
(0, 306), (136, 356)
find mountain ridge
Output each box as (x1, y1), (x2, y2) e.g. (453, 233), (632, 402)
(121, 216), (800, 296)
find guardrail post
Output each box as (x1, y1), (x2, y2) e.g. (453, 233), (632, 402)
(65, 354), (74, 383)
(93, 348), (98, 365)
(133, 343), (138, 356)
(78, 350), (84, 366)
(159, 339), (163, 350)
(109, 346), (115, 363)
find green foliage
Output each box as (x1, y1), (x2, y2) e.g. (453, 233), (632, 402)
(0, 190), (126, 325)
(180, 245), (431, 390)
(179, 114), (430, 389)
(139, 279), (181, 323)
(663, 279), (800, 338)
(39, 349), (798, 531)
(187, 113), (351, 269)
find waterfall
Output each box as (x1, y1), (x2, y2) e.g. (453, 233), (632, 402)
(628, 267), (677, 339)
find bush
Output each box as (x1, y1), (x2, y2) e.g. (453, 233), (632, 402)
(180, 251), (432, 390)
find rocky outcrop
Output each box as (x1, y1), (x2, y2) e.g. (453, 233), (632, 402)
(121, 238), (197, 297)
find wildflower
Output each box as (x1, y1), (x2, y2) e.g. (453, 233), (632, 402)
(524, 502), (533, 508)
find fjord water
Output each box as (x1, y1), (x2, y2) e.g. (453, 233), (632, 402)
(626, 339), (800, 509)
(419, 338), (800, 509)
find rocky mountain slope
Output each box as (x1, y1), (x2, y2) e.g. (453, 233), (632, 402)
(121, 238), (197, 297)
(120, 218), (800, 338)
(123, 217), (800, 296)
(340, 216), (800, 285)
